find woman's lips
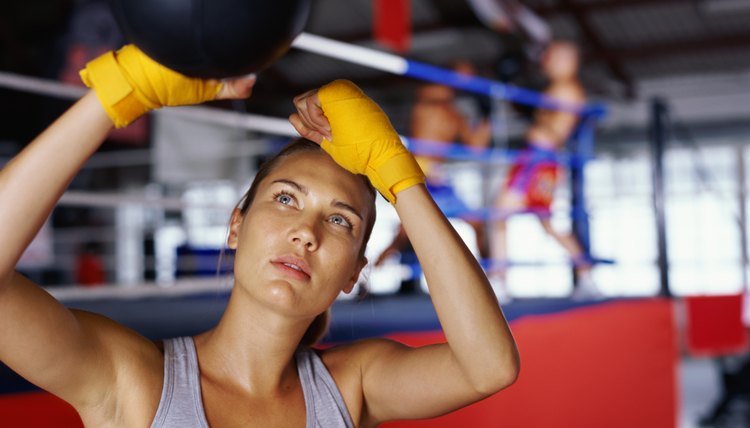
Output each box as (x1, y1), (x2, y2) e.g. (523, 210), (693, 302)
(271, 256), (311, 281)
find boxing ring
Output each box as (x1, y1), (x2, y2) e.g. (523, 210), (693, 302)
(0, 291), (678, 428)
(0, 32), (682, 427)
(0, 31), (608, 276)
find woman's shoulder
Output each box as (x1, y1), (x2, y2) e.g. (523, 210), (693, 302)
(70, 309), (165, 425)
(319, 337), (408, 375)
(72, 309), (164, 358)
(317, 339), (405, 426)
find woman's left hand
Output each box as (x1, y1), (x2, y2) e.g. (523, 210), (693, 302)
(289, 80), (424, 204)
(289, 88), (333, 143)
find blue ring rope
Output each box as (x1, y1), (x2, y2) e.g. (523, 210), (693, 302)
(405, 61), (607, 119)
(404, 138), (593, 167)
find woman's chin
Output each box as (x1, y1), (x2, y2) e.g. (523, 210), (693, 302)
(235, 275), (340, 317)
(266, 280), (299, 306)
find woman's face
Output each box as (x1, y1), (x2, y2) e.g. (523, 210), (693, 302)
(229, 151), (372, 318)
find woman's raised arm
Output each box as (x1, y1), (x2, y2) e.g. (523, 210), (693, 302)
(0, 46), (254, 413)
(290, 79), (519, 425)
(0, 92), (111, 278)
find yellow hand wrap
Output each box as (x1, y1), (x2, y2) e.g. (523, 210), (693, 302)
(80, 45), (223, 128)
(318, 80), (425, 204)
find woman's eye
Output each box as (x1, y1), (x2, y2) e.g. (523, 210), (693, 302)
(275, 193), (294, 205)
(330, 215), (351, 228)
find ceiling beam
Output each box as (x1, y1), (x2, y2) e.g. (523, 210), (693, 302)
(609, 32), (750, 60)
(557, 0), (636, 99)
(534, 0), (691, 16)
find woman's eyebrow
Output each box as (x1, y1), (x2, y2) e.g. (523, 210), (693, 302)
(272, 179), (308, 195)
(332, 200), (364, 221)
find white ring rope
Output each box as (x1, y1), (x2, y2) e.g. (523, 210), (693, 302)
(46, 276), (233, 302)
(0, 71), (425, 151)
(0, 140), (273, 170)
(0, 71), (296, 137)
(292, 33), (409, 75)
(0, 70), (86, 99)
(59, 190), (235, 211)
(163, 106), (296, 137)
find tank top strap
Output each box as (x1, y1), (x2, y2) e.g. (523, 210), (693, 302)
(295, 347), (354, 428)
(150, 337), (209, 428)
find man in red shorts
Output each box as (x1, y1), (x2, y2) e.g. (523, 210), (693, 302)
(491, 41), (599, 299)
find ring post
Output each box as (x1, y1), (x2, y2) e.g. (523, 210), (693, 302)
(738, 146), (749, 290)
(650, 98), (672, 297)
(570, 116), (595, 259)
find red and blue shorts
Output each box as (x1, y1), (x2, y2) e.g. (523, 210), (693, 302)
(504, 145), (560, 215)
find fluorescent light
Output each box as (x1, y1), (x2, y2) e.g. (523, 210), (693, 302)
(701, 0), (750, 15)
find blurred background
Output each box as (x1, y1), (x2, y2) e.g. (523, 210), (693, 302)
(2, 0), (750, 426)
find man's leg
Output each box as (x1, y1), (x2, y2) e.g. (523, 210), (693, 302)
(489, 191), (525, 300)
(539, 218), (601, 299)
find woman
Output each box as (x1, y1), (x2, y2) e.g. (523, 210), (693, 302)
(0, 45), (519, 427)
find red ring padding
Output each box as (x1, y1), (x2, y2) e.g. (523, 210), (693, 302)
(685, 294), (748, 357)
(383, 299), (678, 428)
(0, 391), (82, 427)
(0, 299), (677, 427)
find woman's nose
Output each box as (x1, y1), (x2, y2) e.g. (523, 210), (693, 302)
(289, 217), (319, 251)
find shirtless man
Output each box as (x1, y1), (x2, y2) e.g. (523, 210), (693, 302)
(375, 62), (491, 270)
(491, 41), (598, 298)
(411, 62), (492, 177)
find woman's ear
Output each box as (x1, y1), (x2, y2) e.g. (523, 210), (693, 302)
(227, 208), (243, 250)
(343, 257), (368, 294)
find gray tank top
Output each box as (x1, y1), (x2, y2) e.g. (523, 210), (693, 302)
(150, 336), (354, 428)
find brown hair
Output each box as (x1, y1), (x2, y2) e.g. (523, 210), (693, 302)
(236, 138), (377, 346)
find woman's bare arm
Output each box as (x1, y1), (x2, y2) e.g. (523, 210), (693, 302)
(290, 81), (519, 425)
(0, 92), (124, 408)
(0, 69), (255, 410)
(355, 184), (519, 423)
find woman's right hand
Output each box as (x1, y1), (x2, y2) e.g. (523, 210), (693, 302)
(80, 45), (257, 128)
(216, 74), (257, 100)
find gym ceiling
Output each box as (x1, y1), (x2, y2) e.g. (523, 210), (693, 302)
(1, 0), (750, 126)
